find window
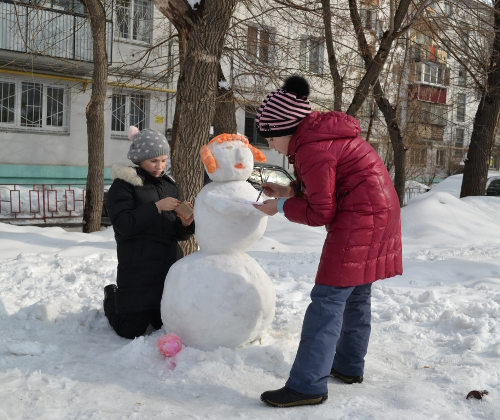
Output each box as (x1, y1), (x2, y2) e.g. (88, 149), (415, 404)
(360, 8), (378, 31)
(457, 94), (466, 122)
(457, 64), (467, 86)
(116, 0), (153, 44)
(111, 93), (149, 134)
(455, 128), (464, 156)
(244, 106), (267, 146)
(0, 79), (68, 132)
(299, 36), (324, 75)
(414, 101), (447, 126)
(444, 2), (452, 17)
(50, 0), (86, 13)
(414, 62), (447, 86)
(247, 25), (275, 66)
(435, 149), (445, 166)
(489, 156), (499, 170)
(410, 148), (427, 166)
(1, 82), (15, 124)
(461, 31), (469, 52)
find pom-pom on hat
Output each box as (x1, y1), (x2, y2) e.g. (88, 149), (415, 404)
(127, 126), (170, 164)
(255, 75), (312, 138)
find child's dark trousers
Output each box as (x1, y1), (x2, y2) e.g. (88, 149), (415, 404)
(104, 292), (162, 339)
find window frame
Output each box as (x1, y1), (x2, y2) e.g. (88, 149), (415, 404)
(414, 62), (447, 86)
(457, 64), (467, 87)
(410, 148), (427, 166)
(246, 24), (276, 66)
(435, 149), (445, 166)
(456, 93), (466, 122)
(244, 105), (267, 147)
(455, 127), (465, 156)
(110, 92), (150, 137)
(0, 78), (69, 133)
(115, 0), (154, 44)
(299, 35), (324, 75)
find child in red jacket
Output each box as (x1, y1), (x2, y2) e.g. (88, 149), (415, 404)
(254, 76), (402, 407)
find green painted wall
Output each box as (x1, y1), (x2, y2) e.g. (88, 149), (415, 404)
(0, 164), (112, 185)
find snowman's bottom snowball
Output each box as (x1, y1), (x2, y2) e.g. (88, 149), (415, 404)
(161, 252), (276, 351)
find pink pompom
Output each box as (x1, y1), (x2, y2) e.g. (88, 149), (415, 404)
(128, 126), (140, 141)
(157, 333), (182, 358)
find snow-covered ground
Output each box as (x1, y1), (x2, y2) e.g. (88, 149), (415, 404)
(1, 191), (500, 419)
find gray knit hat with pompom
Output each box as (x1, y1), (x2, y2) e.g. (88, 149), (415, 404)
(127, 126), (170, 164)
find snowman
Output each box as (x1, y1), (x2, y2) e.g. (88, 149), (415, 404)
(160, 134), (276, 351)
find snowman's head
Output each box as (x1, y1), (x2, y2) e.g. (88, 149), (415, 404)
(201, 134), (266, 182)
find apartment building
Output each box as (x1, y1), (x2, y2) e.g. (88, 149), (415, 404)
(0, 0), (498, 185)
(0, 0), (172, 184)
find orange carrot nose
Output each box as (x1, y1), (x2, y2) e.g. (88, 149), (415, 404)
(234, 163), (245, 169)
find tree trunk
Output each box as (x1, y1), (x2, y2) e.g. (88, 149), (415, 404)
(321, 0), (343, 111)
(155, 0), (238, 255)
(461, 0), (500, 197)
(213, 62), (237, 136)
(373, 82), (406, 206)
(82, 0), (107, 233)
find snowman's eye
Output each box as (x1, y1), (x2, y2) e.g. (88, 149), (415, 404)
(225, 146), (233, 150)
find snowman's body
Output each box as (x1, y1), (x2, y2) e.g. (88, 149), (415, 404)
(160, 135), (276, 351)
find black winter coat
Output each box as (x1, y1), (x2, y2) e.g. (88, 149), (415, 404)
(107, 165), (195, 313)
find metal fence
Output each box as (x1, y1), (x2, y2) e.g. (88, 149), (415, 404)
(404, 186), (429, 206)
(0, 184), (107, 225)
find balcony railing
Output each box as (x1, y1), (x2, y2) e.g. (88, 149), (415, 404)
(412, 45), (446, 65)
(0, 0), (112, 63)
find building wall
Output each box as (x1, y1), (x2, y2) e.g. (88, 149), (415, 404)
(0, 74), (168, 183)
(2, 0), (497, 185)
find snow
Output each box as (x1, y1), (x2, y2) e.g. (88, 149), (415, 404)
(406, 180), (430, 191)
(430, 171), (500, 198)
(1, 191), (500, 418)
(186, 0), (200, 10)
(218, 80), (230, 90)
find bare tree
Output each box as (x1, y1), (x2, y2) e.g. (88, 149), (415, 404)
(81, 0), (108, 233)
(461, 0), (500, 196)
(154, 0), (239, 254)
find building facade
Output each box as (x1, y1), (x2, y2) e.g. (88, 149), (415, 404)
(0, 0), (498, 186)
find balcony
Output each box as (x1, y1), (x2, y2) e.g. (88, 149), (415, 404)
(0, 0), (112, 65)
(411, 44), (447, 65)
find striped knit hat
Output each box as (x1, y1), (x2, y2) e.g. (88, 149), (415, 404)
(255, 75), (312, 138)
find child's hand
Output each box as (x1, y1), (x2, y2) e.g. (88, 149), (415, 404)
(178, 202), (194, 226)
(253, 199), (278, 216)
(156, 197), (180, 212)
(261, 182), (294, 198)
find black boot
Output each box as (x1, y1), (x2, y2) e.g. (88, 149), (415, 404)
(330, 367), (363, 384)
(104, 284), (117, 303)
(260, 386), (328, 408)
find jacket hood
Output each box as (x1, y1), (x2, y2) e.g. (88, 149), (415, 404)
(111, 164), (175, 187)
(288, 111), (361, 157)
(111, 164), (143, 186)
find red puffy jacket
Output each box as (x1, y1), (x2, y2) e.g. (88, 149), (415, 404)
(283, 111), (403, 287)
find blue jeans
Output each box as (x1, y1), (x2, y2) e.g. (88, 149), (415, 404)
(285, 283), (372, 395)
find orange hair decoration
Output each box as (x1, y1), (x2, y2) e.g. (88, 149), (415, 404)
(200, 145), (217, 173)
(200, 133), (266, 173)
(249, 145), (266, 163)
